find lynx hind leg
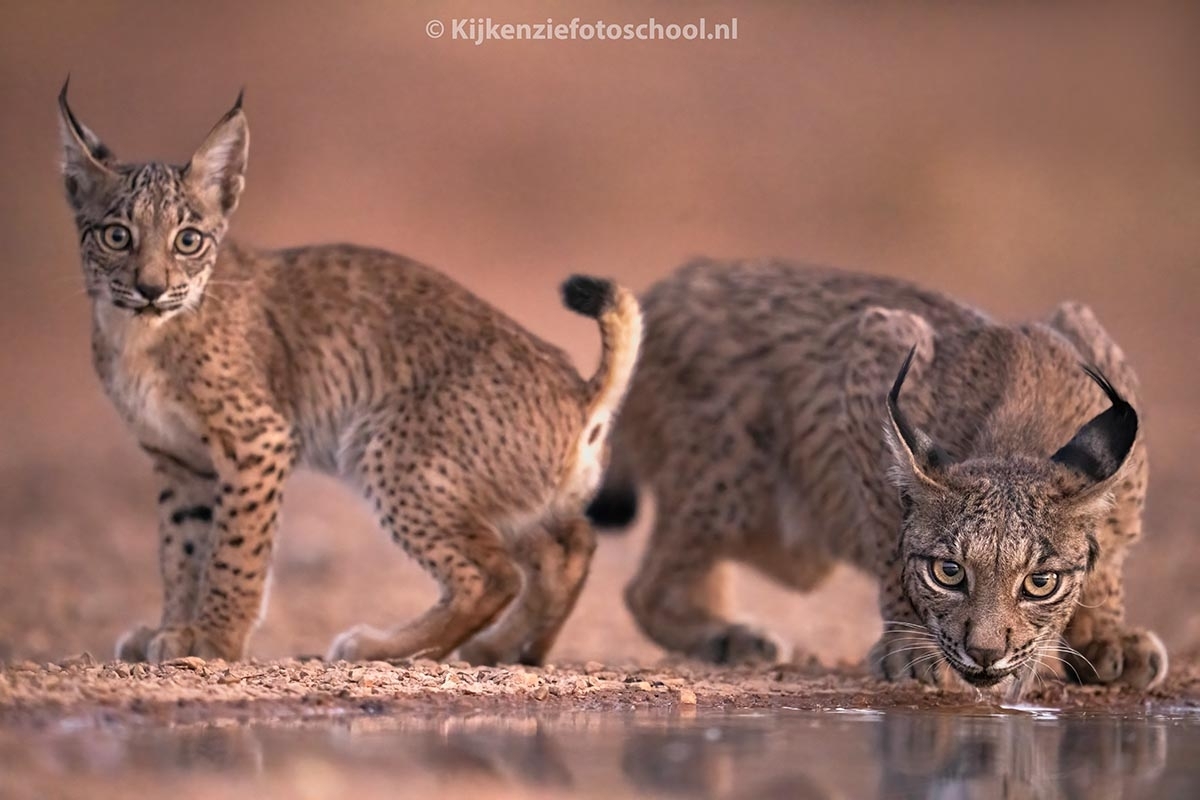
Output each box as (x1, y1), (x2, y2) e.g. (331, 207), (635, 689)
(328, 446), (521, 663)
(626, 482), (783, 665)
(329, 510), (521, 663)
(459, 515), (596, 666)
(842, 307), (941, 681)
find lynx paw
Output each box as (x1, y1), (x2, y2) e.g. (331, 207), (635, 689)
(457, 639), (514, 667)
(144, 626), (238, 663)
(328, 624), (392, 663)
(1065, 628), (1167, 690)
(694, 624), (783, 665)
(115, 624), (157, 662)
(458, 628), (547, 667)
(869, 631), (944, 685)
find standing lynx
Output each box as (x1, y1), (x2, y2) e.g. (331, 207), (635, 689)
(58, 83), (641, 666)
(590, 258), (1166, 694)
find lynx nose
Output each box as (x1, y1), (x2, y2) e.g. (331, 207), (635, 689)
(966, 645), (1004, 669)
(135, 280), (167, 302)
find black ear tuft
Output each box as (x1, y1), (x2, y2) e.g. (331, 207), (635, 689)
(887, 346), (919, 450)
(888, 345), (950, 472)
(1050, 365), (1138, 483)
(58, 75), (113, 163)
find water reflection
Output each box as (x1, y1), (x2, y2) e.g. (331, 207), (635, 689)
(876, 711), (1168, 800)
(1, 706), (1192, 798)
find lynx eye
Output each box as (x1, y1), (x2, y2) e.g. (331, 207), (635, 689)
(174, 228), (205, 256)
(1022, 572), (1060, 599)
(101, 223), (132, 251)
(930, 559), (965, 589)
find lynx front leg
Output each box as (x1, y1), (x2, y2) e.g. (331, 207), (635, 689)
(841, 306), (944, 684)
(868, 563), (946, 685)
(1047, 302), (1166, 690)
(1063, 564), (1166, 690)
(117, 451), (218, 661)
(145, 423), (293, 662)
(1063, 455), (1167, 690)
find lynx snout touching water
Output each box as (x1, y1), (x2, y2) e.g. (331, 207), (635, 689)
(590, 258), (1166, 694)
(58, 83), (642, 666)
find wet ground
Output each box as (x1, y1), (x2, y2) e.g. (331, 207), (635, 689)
(3, 658), (1200, 798)
(4, 702), (1199, 799)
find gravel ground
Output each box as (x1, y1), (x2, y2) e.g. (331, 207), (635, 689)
(3, 656), (1199, 729)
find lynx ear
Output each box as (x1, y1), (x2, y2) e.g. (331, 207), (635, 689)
(58, 78), (117, 209)
(1051, 366), (1138, 492)
(185, 90), (248, 214)
(885, 346), (949, 491)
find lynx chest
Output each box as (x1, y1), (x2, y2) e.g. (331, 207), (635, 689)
(94, 325), (209, 465)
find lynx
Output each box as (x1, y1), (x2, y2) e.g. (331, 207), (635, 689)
(589, 258), (1166, 694)
(57, 82), (641, 666)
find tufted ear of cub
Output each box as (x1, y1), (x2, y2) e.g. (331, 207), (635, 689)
(1051, 365), (1138, 492)
(185, 90), (249, 215)
(57, 78), (118, 210)
(885, 345), (951, 492)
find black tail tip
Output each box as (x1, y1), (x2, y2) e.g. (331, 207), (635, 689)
(562, 275), (614, 319)
(586, 485), (639, 530)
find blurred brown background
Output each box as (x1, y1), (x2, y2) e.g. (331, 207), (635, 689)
(0, 1), (1197, 666)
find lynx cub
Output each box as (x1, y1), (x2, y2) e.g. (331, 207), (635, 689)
(58, 83), (641, 666)
(590, 258), (1166, 693)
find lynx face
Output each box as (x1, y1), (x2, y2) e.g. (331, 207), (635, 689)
(58, 82), (247, 324)
(898, 460), (1100, 686)
(887, 351), (1137, 687)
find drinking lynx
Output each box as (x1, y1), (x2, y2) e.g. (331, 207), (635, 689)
(590, 258), (1165, 694)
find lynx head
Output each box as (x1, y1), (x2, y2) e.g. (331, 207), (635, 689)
(58, 79), (247, 323)
(886, 348), (1137, 687)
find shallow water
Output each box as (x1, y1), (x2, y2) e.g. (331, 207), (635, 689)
(3, 705), (1199, 799)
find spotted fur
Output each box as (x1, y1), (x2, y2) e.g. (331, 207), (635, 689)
(59, 83), (642, 666)
(592, 258), (1165, 694)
